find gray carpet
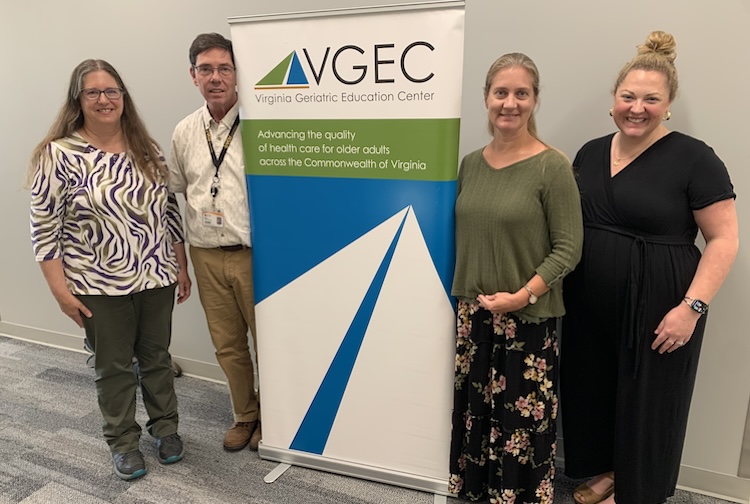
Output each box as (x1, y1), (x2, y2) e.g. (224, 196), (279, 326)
(0, 335), (735, 503)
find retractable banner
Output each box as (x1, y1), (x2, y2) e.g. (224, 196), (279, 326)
(230, 1), (464, 493)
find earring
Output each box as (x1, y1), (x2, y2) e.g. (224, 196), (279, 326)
(609, 108), (613, 117)
(663, 111), (671, 121)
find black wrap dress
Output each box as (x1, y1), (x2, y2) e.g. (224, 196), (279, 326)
(560, 131), (735, 504)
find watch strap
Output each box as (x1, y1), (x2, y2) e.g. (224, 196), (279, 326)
(683, 296), (708, 314)
(524, 284), (538, 304)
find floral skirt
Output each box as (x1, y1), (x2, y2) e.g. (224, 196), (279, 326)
(449, 301), (558, 504)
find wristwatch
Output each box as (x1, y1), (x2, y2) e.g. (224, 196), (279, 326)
(524, 284), (538, 305)
(683, 296), (708, 314)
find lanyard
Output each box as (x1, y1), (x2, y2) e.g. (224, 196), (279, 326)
(205, 115), (240, 199)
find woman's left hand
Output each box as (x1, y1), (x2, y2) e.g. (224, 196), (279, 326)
(652, 303), (701, 354)
(177, 269), (192, 304)
(477, 291), (526, 314)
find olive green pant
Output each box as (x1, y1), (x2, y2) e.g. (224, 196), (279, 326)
(79, 284), (179, 453)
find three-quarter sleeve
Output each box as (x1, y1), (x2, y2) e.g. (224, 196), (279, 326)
(30, 144), (68, 262)
(155, 145), (185, 244)
(165, 192), (185, 244)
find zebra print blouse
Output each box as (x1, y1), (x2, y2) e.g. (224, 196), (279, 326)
(30, 135), (184, 296)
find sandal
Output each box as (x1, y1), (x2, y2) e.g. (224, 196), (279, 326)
(573, 471), (615, 504)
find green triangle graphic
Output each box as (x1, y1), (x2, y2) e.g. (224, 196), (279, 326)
(257, 52), (294, 86)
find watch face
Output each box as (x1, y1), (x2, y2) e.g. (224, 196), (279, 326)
(524, 285), (538, 305)
(692, 299), (708, 313)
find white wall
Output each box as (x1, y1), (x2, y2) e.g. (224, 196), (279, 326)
(460, 3), (750, 495)
(2, 0), (749, 499)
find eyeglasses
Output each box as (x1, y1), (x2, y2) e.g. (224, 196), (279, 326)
(194, 65), (235, 77)
(80, 88), (124, 101)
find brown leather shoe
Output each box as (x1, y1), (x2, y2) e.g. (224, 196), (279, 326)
(223, 421), (256, 451)
(249, 422), (262, 451)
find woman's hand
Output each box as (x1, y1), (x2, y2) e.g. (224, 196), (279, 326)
(651, 199), (738, 355)
(477, 291), (527, 314)
(172, 241), (191, 304)
(177, 269), (192, 304)
(56, 291), (92, 328)
(39, 259), (92, 328)
(652, 303), (701, 354)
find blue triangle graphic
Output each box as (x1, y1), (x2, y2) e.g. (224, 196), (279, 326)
(248, 176), (455, 304)
(286, 52), (308, 85)
(289, 209), (409, 454)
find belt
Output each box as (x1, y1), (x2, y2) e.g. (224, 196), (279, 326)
(219, 244), (246, 252)
(585, 223), (694, 377)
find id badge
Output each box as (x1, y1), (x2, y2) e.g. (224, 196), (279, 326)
(202, 209), (225, 228)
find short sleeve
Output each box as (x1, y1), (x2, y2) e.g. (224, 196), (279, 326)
(168, 127), (188, 194)
(687, 140), (735, 210)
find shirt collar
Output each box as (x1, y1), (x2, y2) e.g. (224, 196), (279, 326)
(201, 100), (240, 128)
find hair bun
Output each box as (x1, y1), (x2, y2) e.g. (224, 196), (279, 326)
(636, 30), (677, 63)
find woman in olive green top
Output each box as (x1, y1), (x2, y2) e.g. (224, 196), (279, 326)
(448, 53), (583, 503)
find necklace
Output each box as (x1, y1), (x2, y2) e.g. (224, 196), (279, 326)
(612, 130), (666, 167)
(612, 151), (635, 166)
(612, 139), (643, 166)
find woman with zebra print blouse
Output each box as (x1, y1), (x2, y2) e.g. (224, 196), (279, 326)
(28, 59), (191, 481)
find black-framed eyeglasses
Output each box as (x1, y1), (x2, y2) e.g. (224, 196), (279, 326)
(80, 88), (124, 101)
(194, 65), (235, 77)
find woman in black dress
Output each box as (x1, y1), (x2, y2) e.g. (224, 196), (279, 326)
(560, 31), (738, 504)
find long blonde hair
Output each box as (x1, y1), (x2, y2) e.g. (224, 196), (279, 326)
(26, 59), (165, 187)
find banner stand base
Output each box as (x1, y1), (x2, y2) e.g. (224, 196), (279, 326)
(263, 460), (292, 483)
(258, 444), (451, 497)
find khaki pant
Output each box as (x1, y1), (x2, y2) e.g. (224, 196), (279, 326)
(79, 284), (179, 453)
(190, 245), (259, 422)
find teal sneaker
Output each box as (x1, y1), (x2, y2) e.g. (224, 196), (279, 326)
(112, 450), (147, 480)
(156, 433), (184, 464)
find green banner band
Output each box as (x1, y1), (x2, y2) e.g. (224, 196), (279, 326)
(244, 118), (460, 181)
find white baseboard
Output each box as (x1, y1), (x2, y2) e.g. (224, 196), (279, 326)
(677, 465), (750, 503)
(0, 320), (227, 384)
(0, 321), (86, 352)
(173, 357), (227, 383)
(556, 430), (750, 502)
